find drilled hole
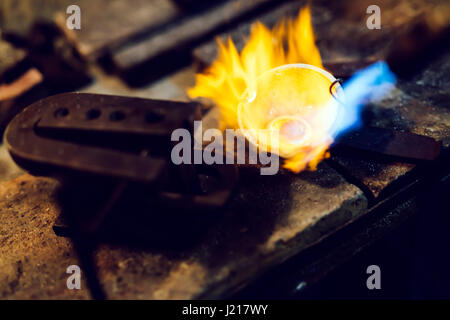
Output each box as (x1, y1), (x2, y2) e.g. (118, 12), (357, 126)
(86, 109), (101, 120)
(145, 111), (165, 123)
(54, 108), (69, 118)
(109, 110), (125, 121)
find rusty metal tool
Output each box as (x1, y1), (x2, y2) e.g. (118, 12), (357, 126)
(335, 127), (442, 162)
(4, 92), (238, 212)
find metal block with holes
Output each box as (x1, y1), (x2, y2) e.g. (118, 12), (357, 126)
(5, 92), (238, 218)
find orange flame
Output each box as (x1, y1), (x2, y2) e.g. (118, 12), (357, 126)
(188, 5), (337, 173)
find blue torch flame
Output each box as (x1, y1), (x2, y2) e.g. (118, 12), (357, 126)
(332, 61), (397, 139)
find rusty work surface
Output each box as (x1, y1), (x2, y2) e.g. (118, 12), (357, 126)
(0, 174), (89, 299)
(0, 164), (366, 299)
